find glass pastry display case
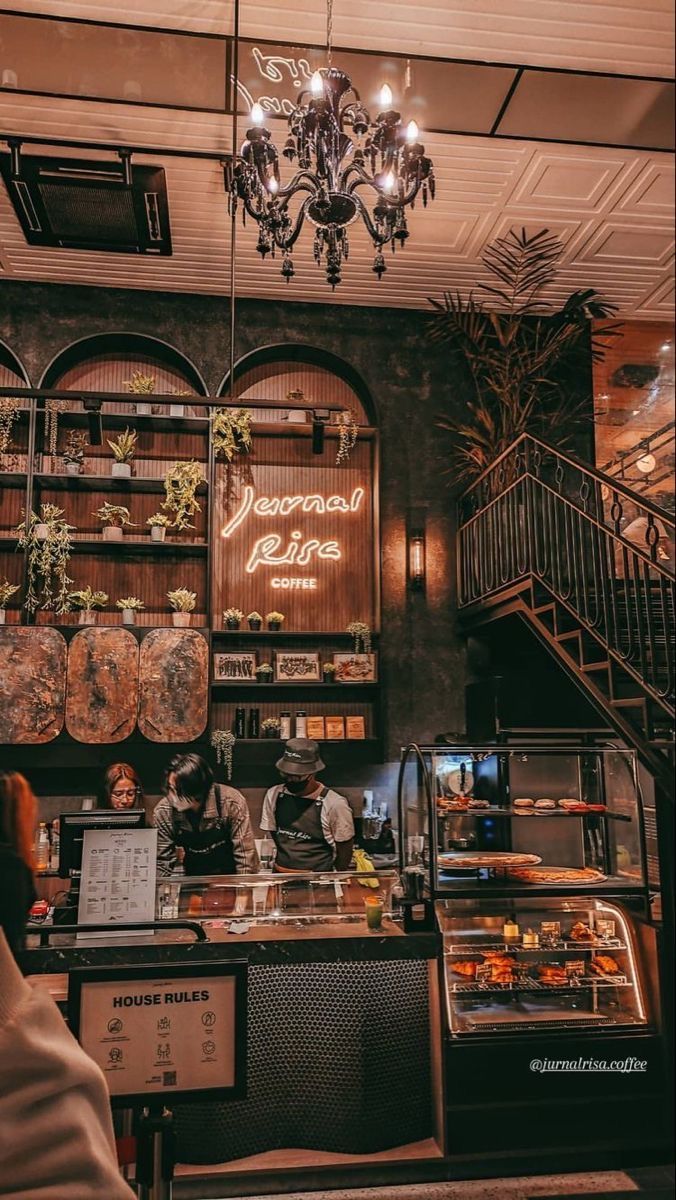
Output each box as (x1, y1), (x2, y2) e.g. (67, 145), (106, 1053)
(438, 896), (650, 1037)
(397, 744), (647, 897)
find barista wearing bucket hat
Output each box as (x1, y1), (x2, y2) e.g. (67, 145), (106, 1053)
(260, 739), (355, 872)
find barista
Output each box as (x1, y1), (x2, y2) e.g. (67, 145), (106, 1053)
(153, 753), (258, 877)
(260, 739), (355, 872)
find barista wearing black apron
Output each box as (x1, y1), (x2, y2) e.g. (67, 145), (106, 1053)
(153, 753), (258, 877)
(260, 739), (355, 872)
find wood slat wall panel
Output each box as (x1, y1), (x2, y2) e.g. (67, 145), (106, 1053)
(211, 435), (375, 632)
(235, 363), (368, 425)
(53, 354), (206, 416)
(33, 551), (208, 623)
(0, 549), (24, 617)
(36, 484), (208, 538)
(0, 490), (26, 532)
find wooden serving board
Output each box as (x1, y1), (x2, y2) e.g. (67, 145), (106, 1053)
(0, 627), (67, 743)
(65, 627), (139, 743)
(138, 628), (208, 743)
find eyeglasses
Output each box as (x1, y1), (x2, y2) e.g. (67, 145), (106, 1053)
(111, 787), (139, 800)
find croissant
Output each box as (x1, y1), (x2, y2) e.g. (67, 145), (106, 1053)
(452, 961), (477, 978)
(591, 955), (620, 976)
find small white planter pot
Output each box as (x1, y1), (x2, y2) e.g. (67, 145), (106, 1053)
(284, 410), (307, 423)
(35, 523), (49, 540)
(171, 612), (191, 627)
(112, 462), (132, 478)
(65, 462), (81, 476)
(150, 526), (166, 543)
(121, 609), (136, 626)
(78, 611), (97, 626)
(135, 402), (152, 415)
(103, 525), (123, 542)
(0, 609), (6, 625)
(169, 404), (185, 417)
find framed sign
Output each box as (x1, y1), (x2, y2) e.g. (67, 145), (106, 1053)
(274, 650), (321, 682)
(68, 961), (247, 1106)
(333, 652), (377, 682)
(214, 652), (257, 681)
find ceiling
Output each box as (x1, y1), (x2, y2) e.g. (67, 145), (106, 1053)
(0, 1), (673, 315)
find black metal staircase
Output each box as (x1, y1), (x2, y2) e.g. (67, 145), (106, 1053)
(456, 435), (675, 795)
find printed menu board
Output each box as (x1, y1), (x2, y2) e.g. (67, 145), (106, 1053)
(78, 828), (157, 929)
(70, 963), (247, 1103)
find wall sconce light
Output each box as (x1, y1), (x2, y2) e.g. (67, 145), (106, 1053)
(407, 507), (427, 592)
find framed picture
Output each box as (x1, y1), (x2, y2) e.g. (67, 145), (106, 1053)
(214, 652), (257, 681)
(274, 651), (321, 683)
(333, 652), (377, 683)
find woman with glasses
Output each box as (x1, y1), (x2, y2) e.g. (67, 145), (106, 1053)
(98, 763), (143, 811)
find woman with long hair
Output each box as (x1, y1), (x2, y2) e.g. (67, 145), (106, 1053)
(98, 763), (144, 811)
(0, 770), (38, 955)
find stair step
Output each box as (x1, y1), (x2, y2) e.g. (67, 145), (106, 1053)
(580, 661), (611, 674)
(613, 697), (648, 711)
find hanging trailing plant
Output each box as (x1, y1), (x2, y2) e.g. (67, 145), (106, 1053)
(45, 399), (70, 458)
(210, 729), (236, 780)
(428, 227), (620, 485)
(162, 460), (204, 530)
(16, 505), (75, 614)
(346, 620), (372, 653)
(211, 407), (253, 461)
(0, 398), (22, 457)
(336, 408), (358, 465)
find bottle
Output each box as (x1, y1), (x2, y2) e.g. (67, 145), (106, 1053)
(280, 711), (292, 740)
(234, 707), (246, 738)
(295, 710), (307, 738)
(50, 824), (60, 872)
(35, 823), (50, 872)
(248, 707), (260, 739)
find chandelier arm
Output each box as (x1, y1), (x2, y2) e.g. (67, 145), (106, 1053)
(276, 169), (322, 197)
(350, 192), (395, 246)
(272, 195), (313, 250)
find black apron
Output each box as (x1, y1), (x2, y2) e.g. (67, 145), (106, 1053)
(175, 793), (237, 876)
(272, 786), (334, 872)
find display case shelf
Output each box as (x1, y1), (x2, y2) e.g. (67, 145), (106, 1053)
(435, 806), (631, 821)
(448, 975), (631, 993)
(444, 939), (628, 954)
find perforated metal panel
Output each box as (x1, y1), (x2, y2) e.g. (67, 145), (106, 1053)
(174, 958), (432, 1164)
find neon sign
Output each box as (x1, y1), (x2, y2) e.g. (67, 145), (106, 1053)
(221, 485), (366, 587)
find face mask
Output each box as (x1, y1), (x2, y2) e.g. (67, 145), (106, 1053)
(281, 774), (311, 794)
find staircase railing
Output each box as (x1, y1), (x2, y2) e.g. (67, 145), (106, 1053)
(457, 435), (675, 709)
(601, 419), (675, 499)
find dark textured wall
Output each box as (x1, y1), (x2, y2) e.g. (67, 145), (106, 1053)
(0, 280), (468, 765)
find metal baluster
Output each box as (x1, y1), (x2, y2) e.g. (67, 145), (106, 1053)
(641, 556), (658, 698)
(657, 574), (674, 700)
(629, 548), (647, 679)
(618, 543), (635, 663)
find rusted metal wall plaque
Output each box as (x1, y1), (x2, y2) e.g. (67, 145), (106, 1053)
(65, 628), (139, 743)
(0, 627), (67, 743)
(138, 629), (208, 743)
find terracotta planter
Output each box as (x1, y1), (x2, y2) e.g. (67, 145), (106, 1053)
(78, 611), (97, 626)
(112, 462), (132, 478)
(103, 526), (123, 542)
(171, 612), (191, 627)
(150, 526), (166, 542)
(135, 402), (152, 415)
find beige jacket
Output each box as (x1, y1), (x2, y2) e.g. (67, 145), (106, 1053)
(0, 930), (135, 1199)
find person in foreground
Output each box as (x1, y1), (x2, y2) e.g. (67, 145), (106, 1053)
(261, 738), (355, 871)
(153, 752), (258, 876)
(0, 770), (37, 958)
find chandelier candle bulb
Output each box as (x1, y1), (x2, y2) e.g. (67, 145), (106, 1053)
(406, 120), (419, 142)
(250, 102), (265, 126)
(379, 83), (393, 108)
(310, 70), (324, 97)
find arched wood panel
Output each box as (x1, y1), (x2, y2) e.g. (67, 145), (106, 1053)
(138, 628), (208, 742)
(65, 627), (139, 743)
(0, 627), (66, 743)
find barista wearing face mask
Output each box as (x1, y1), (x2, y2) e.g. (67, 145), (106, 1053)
(260, 739), (355, 872)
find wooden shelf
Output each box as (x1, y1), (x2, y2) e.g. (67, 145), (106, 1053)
(54, 412), (209, 433)
(211, 681), (379, 692)
(34, 473), (208, 495)
(68, 537), (208, 557)
(0, 473), (28, 489)
(212, 630), (379, 641)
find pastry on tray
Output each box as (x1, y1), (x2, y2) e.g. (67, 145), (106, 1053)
(452, 961), (478, 978)
(488, 964), (515, 984)
(537, 964), (568, 985)
(570, 921), (596, 942)
(506, 866), (606, 884)
(534, 798), (556, 810)
(591, 954), (620, 976)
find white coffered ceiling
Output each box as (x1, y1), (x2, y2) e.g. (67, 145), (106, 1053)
(0, 1), (673, 316)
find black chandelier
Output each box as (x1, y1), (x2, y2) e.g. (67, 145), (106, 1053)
(228, 55), (435, 289)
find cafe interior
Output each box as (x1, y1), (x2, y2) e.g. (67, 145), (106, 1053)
(0, 2), (674, 1199)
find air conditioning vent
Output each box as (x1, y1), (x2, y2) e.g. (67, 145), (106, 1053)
(0, 154), (172, 255)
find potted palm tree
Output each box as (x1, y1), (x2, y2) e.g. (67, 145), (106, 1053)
(167, 587), (196, 627)
(69, 587), (108, 625)
(116, 596), (145, 626)
(108, 428), (137, 478)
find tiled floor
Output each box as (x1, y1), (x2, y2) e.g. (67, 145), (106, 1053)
(209, 1165), (674, 1200)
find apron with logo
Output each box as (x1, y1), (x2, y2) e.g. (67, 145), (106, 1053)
(272, 786), (334, 872)
(175, 793), (236, 875)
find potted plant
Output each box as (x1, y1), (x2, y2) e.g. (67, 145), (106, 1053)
(223, 606), (244, 630)
(261, 717), (281, 740)
(108, 428), (137, 478)
(116, 596), (145, 626)
(61, 430), (87, 477)
(125, 370), (155, 416)
(162, 460), (204, 531)
(69, 587), (108, 626)
(0, 579), (20, 624)
(0, 397), (22, 457)
(212, 407), (253, 460)
(147, 513), (171, 543)
(16, 505), (74, 615)
(169, 390), (191, 418)
(210, 729), (236, 780)
(95, 503), (135, 542)
(167, 587), (196, 627)
(255, 662), (273, 683)
(347, 620), (372, 653)
(266, 610), (285, 632)
(247, 610), (263, 631)
(322, 661), (336, 684)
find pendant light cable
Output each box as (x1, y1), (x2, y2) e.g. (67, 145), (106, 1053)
(229, 0), (240, 401)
